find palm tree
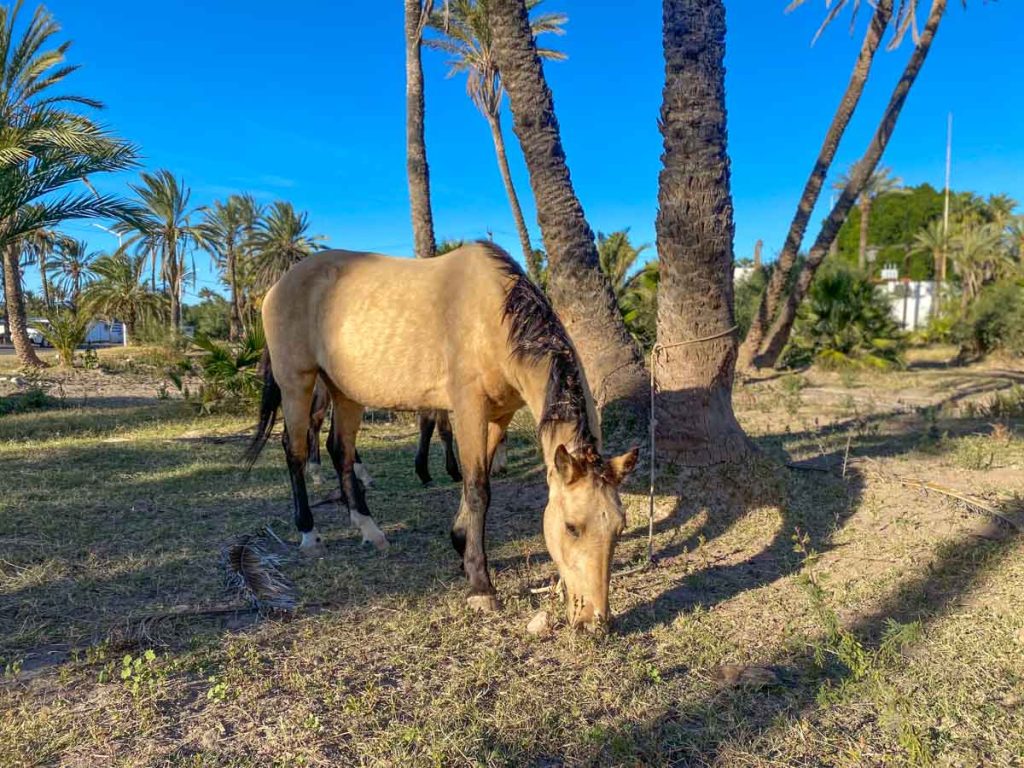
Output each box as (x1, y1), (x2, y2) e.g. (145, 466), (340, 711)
(950, 222), (1009, 311)
(596, 229), (649, 300)
(22, 224), (71, 308)
(737, 0), (893, 371)
(248, 201), (325, 291)
(755, 0), (949, 370)
(234, 193), (264, 330)
(911, 218), (954, 283)
(0, 3), (140, 367)
(653, 0), (750, 463)
(48, 238), (97, 305)
(406, 0), (437, 260)
(619, 260), (658, 351)
(81, 250), (167, 346)
(118, 170), (205, 332)
(426, 0), (565, 281)
(487, 0), (647, 415)
(202, 196), (247, 340)
(837, 164), (902, 270)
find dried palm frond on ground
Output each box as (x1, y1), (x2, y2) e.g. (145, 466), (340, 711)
(220, 533), (298, 614)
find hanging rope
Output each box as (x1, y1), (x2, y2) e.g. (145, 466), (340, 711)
(645, 325), (738, 564)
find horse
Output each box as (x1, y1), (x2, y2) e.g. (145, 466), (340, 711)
(246, 242), (637, 630)
(415, 410), (508, 486)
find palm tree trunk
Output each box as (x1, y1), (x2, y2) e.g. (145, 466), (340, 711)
(486, 110), (538, 281)
(488, 0), (647, 416)
(654, 0), (750, 464)
(737, 0), (891, 371)
(40, 265), (51, 309)
(2, 244), (44, 368)
(858, 195), (871, 270)
(405, 0), (436, 260)
(228, 247), (242, 340)
(756, 0), (948, 370)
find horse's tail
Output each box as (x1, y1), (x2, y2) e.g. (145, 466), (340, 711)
(244, 346), (281, 470)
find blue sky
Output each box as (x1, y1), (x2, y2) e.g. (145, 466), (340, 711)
(35, 0), (1024, 302)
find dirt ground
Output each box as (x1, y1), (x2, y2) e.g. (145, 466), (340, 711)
(1, 346), (1022, 767)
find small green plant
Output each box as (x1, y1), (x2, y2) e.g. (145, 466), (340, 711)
(80, 347), (100, 369)
(206, 676), (230, 702)
(40, 307), (88, 367)
(952, 438), (996, 470)
(120, 649), (162, 698)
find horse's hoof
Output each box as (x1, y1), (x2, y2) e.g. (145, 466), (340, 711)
(421, 479), (434, 488)
(467, 593), (500, 612)
(299, 531), (327, 558)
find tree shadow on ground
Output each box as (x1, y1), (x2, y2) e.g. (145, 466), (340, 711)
(0, 424), (550, 666)
(582, 510), (1022, 766)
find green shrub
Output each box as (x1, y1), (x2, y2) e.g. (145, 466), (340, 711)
(0, 386), (56, 416)
(40, 308), (88, 367)
(191, 323), (265, 409)
(782, 263), (906, 370)
(955, 280), (1024, 357)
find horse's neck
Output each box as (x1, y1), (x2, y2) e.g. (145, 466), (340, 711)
(515, 359), (592, 467)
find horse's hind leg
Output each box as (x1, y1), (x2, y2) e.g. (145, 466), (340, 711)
(328, 398), (388, 552)
(414, 411), (436, 486)
(278, 372), (323, 555)
(437, 411), (462, 483)
(306, 380), (330, 487)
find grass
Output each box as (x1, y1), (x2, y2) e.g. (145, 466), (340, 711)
(1, 355), (1023, 766)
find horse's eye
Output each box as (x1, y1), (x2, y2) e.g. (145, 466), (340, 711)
(565, 522), (581, 538)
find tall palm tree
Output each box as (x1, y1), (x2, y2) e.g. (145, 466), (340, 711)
(406, 0), (437, 260)
(118, 170), (205, 332)
(911, 218), (954, 283)
(248, 201), (325, 291)
(233, 193), (264, 330)
(737, 0), (893, 371)
(81, 249), (167, 346)
(596, 229), (649, 300)
(22, 223), (70, 308)
(202, 196), (246, 340)
(755, 0), (948, 370)
(47, 238), (97, 305)
(950, 222), (1009, 311)
(837, 164), (902, 270)
(488, 0), (647, 416)
(0, 3), (140, 367)
(426, 0), (565, 281)
(653, 0), (750, 464)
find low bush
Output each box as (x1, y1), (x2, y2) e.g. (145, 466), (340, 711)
(782, 263), (906, 370)
(954, 279), (1024, 358)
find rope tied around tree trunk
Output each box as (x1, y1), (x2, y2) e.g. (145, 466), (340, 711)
(645, 324), (738, 565)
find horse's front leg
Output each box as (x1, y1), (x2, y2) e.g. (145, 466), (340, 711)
(450, 404), (496, 611)
(437, 411), (463, 483)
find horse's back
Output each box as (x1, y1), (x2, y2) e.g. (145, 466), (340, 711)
(262, 244), (518, 411)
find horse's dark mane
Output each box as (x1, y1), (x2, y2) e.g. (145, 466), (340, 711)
(478, 241), (595, 449)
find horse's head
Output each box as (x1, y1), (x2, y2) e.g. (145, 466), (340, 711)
(544, 444), (638, 632)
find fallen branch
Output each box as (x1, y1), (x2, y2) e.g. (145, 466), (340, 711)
(866, 468), (1023, 533)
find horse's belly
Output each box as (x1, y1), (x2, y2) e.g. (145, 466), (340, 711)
(319, 333), (451, 412)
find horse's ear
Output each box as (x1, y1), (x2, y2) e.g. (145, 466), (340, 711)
(604, 447), (639, 486)
(554, 444), (585, 485)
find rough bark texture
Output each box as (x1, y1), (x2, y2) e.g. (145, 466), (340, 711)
(858, 195), (871, 270)
(486, 111), (538, 282)
(737, 0), (891, 371)
(654, 0), (749, 465)
(756, 0), (947, 369)
(2, 244), (44, 367)
(488, 0), (647, 417)
(405, 0), (436, 260)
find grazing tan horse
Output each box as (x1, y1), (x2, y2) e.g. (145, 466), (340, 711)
(247, 242), (637, 629)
